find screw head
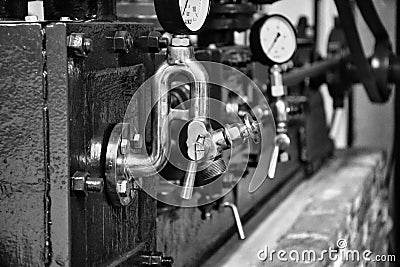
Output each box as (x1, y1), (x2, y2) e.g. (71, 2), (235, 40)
(171, 36), (190, 47)
(116, 180), (130, 196)
(120, 138), (129, 155)
(25, 15), (38, 21)
(86, 178), (104, 192)
(131, 133), (143, 149)
(111, 31), (133, 53)
(71, 171), (89, 197)
(60, 17), (71, 21)
(67, 33), (93, 57)
(83, 38), (93, 54)
(71, 172), (104, 197)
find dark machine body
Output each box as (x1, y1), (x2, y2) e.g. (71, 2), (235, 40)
(0, 6), (162, 266)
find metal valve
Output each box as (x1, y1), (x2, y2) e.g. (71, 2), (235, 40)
(268, 133), (291, 179)
(103, 35), (265, 205)
(268, 65), (292, 179)
(179, 114), (262, 200)
(181, 132), (207, 200)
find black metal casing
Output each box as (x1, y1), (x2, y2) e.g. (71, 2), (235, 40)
(0, 21), (158, 267)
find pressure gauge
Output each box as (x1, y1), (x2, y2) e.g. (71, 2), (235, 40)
(250, 14), (297, 65)
(155, 0), (210, 34)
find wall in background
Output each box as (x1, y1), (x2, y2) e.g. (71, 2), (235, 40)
(264, 0), (314, 26)
(353, 0), (395, 153)
(264, 0), (395, 152)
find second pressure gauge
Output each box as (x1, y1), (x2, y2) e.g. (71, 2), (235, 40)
(155, 0), (210, 34)
(250, 14), (297, 65)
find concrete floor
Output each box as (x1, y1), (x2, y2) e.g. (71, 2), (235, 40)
(202, 171), (314, 267)
(202, 149), (389, 267)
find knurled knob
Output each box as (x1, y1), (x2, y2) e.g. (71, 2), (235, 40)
(195, 156), (227, 187)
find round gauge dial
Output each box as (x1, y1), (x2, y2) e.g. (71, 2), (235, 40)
(179, 0), (209, 32)
(250, 14), (297, 65)
(155, 0), (210, 34)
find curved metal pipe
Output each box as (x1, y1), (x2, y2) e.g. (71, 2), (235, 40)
(125, 45), (209, 177)
(166, 45), (209, 120)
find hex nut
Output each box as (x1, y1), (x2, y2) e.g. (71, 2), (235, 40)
(71, 171), (89, 197)
(111, 31), (133, 53)
(171, 36), (190, 47)
(134, 31), (169, 53)
(120, 138), (130, 155)
(85, 178), (104, 192)
(131, 133), (143, 149)
(60, 17), (72, 21)
(67, 33), (93, 57)
(116, 180), (128, 196)
(71, 171), (104, 197)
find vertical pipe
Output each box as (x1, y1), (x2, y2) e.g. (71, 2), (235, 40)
(347, 88), (354, 147)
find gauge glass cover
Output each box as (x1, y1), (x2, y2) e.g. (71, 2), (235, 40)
(260, 15), (297, 64)
(179, 0), (210, 32)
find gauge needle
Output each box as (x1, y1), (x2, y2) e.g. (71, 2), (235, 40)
(268, 32), (281, 53)
(182, 0), (189, 15)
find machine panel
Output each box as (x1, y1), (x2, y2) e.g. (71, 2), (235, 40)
(0, 23), (46, 266)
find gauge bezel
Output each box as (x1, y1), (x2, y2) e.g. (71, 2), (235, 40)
(250, 14), (297, 65)
(154, 0), (210, 34)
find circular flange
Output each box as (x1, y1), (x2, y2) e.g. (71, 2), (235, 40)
(104, 123), (135, 206)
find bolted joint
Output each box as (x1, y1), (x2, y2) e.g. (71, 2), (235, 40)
(134, 31), (169, 53)
(109, 31), (133, 53)
(67, 33), (93, 58)
(71, 171), (104, 197)
(287, 103), (303, 116)
(86, 177), (104, 192)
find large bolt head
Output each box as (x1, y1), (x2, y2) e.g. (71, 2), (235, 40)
(116, 180), (129, 196)
(112, 31), (133, 53)
(67, 33), (93, 57)
(171, 36), (190, 47)
(71, 171), (89, 197)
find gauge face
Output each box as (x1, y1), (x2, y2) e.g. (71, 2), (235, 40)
(260, 15), (297, 64)
(179, 0), (210, 32)
(250, 15), (297, 65)
(155, 0), (210, 34)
